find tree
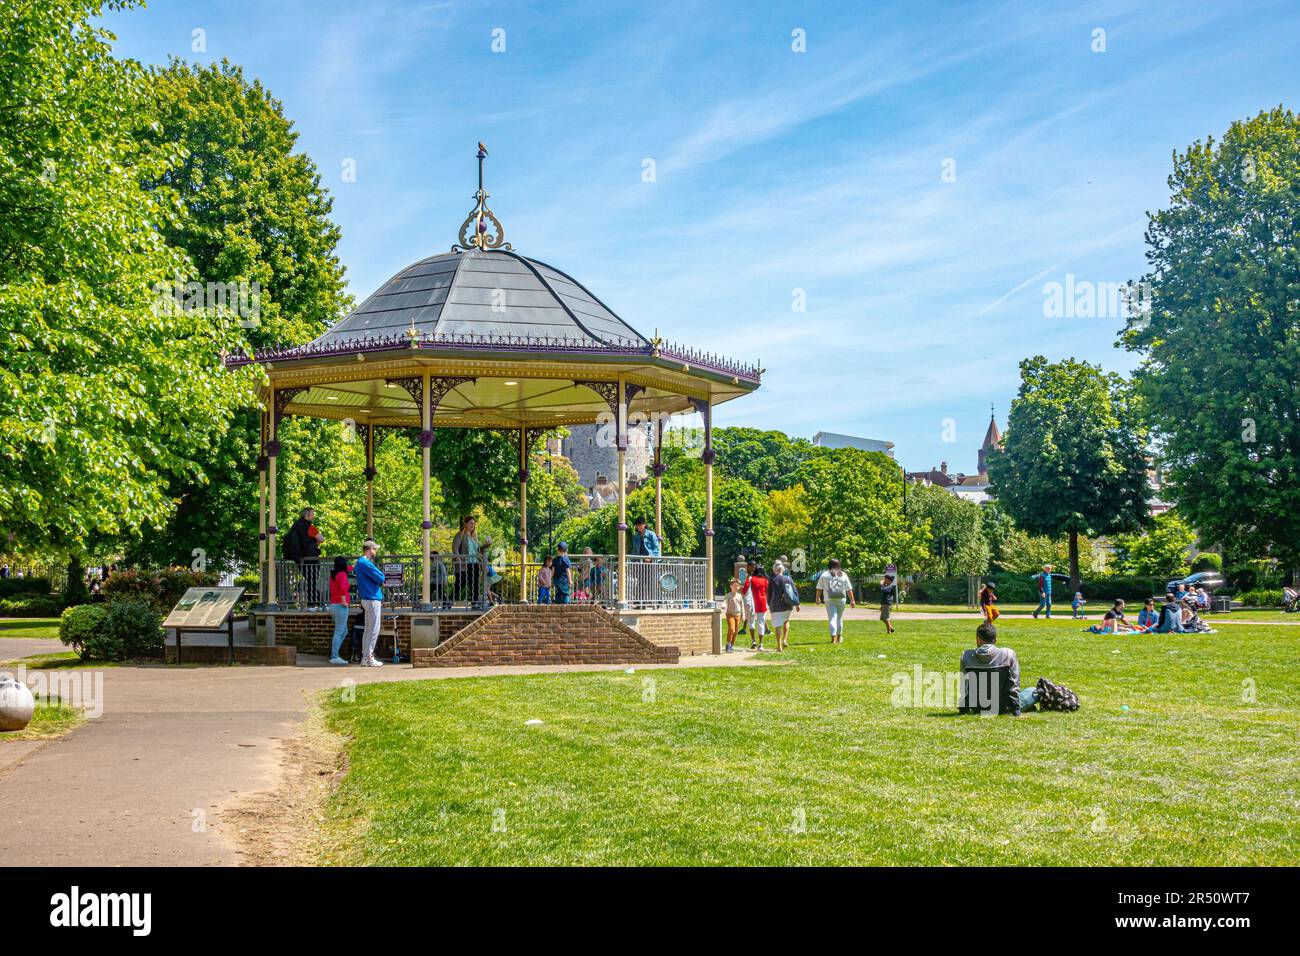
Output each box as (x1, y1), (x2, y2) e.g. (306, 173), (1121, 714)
(525, 452), (588, 553)
(1112, 510), (1196, 576)
(794, 450), (930, 584)
(429, 430), (526, 528)
(763, 484), (812, 568)
(1122, 108), (1300, 576)
(906, 483), (990, 577)
(712, 478), (769, 584)
(121, 58), (351, 571)
(711, 427), (816, 490)
(0, 0), (245, 554)
(554, 487), (694, 557)
(987, 357), (1150, 590)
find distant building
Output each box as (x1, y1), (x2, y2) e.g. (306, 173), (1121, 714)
(907, 412), (1002, 504)
(812, 431), (895, 457)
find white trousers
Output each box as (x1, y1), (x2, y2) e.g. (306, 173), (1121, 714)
(825, 599), (847, 636)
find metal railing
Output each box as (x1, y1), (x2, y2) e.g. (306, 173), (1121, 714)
(269, 553), (709, 610)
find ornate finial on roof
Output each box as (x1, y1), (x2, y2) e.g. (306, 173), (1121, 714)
(453, 142), (512, 252)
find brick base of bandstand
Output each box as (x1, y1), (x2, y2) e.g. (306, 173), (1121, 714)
(240, 604), (719, 668)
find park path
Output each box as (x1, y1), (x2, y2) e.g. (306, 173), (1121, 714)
(0, 650), (762, 866)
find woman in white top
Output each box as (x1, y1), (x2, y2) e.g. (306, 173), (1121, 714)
(815, 558), (855, 644)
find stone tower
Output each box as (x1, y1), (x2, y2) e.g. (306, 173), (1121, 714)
(562, 422), (651, 501)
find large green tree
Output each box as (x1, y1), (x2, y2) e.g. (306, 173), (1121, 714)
(554, 486), (694, 557)
(124, 58), (350, 571)
(1122, 107), (1300, 575)
(987, 357), (1151, 590)
(0, 0), (245, 554)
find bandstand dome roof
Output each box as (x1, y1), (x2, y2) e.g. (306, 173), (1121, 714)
(316, 248), (649, 351)
(225, 145), (760, 431)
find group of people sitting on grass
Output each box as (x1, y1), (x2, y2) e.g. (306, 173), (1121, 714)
(1089, 589), (1214, 634)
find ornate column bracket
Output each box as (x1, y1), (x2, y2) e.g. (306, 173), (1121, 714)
(573, 380), (619, 420)
(273, 386), (307, 430)
(385, 376), (424, 411)
(688, 396), (715, 465)
(430, 375), (475, 410)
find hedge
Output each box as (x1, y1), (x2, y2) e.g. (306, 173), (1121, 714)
(1238, 588), (1285, 608)
(59, 599), (162, 660)
(0, 576), (52, 598)
(0, 595), (65, 617)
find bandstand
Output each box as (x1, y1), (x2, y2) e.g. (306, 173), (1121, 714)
(223, 147), (761, 665)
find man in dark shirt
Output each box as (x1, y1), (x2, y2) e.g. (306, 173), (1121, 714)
(283, 507), (322, 607)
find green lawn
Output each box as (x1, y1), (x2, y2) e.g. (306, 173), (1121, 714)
(317, 617), (1298, 865)
(0, 617), (61, 640)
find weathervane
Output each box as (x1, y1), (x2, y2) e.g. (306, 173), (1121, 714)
(453, 142), (511, 252)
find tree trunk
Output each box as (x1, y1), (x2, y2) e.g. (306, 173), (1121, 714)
(1068, 531), (1080, 593)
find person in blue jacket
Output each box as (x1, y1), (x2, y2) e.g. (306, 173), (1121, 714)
(354, 539), (386, 666)
(1031, 564), (1054, 619)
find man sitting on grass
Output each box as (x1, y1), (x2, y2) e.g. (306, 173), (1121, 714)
(960, 621), (1021, 715)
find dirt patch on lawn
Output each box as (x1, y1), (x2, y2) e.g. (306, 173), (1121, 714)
(218, 711), (349, 866)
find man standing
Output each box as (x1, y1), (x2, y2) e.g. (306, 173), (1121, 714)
(630, 517), (661, 558)
(552, 541), (572, 605)
(354, 539), (386, 666)
(1031, 564), (1054, 619)
(283, 507), (322, 608)
(630, 517), (661, 605)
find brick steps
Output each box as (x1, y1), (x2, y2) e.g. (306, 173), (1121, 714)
(413, 604), (680, 668)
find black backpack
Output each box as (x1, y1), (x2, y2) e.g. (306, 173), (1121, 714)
(1034, 677), (1080, 712)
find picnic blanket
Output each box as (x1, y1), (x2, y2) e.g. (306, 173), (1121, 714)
(1084, 624), (1216, 635)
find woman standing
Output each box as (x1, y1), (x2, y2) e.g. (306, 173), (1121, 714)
(451, 516), (480, 606)
(767, 560), (800, 652)
(327, 556), (352, 665)
(748, 565), (770, 651)
(879, 570), (898, 635)
(815, 558), (855, 643)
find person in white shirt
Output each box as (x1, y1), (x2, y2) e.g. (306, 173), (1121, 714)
(815, 558), (855, 644)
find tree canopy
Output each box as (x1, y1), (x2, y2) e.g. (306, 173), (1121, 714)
(0, 0), (245, 554)
(1122, 107), (1300, 573)
(987, 356), (1150, 588)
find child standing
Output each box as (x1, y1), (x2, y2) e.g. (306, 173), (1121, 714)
(1072, 590), (1086, 619)
(536, 555), (553, 604)
(724, 579), (744, 652)
(879, 571), (898, 635)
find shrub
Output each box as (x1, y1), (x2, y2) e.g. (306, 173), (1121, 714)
(0, 576), (51, 598)
(102, 566), (218, 611)
(1238, 588), (1284, 608)
(59, 604), (109, 659)
(234, 571), (260, 593)
(102, 599), (164, 659)
(0, 595), (64, 617)
(1191, 553), (1222, 572)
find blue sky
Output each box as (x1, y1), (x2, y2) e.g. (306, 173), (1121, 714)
(106, 0), (1300, 473)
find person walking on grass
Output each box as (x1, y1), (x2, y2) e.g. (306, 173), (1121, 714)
(740, 559), (757, 638)
(1031, 564), (1054, 619)
(327, 556), (352, 665)
(724, 578), (744, 652)
(767, 560), (800, 652)
(880, 569), (899, 635)
(354, 539), (385, 667)
(815, 558), (855, 644)
(979, 580), (999, 623)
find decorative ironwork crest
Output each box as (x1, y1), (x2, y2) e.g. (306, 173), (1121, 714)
(452, 143), (512, 252)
